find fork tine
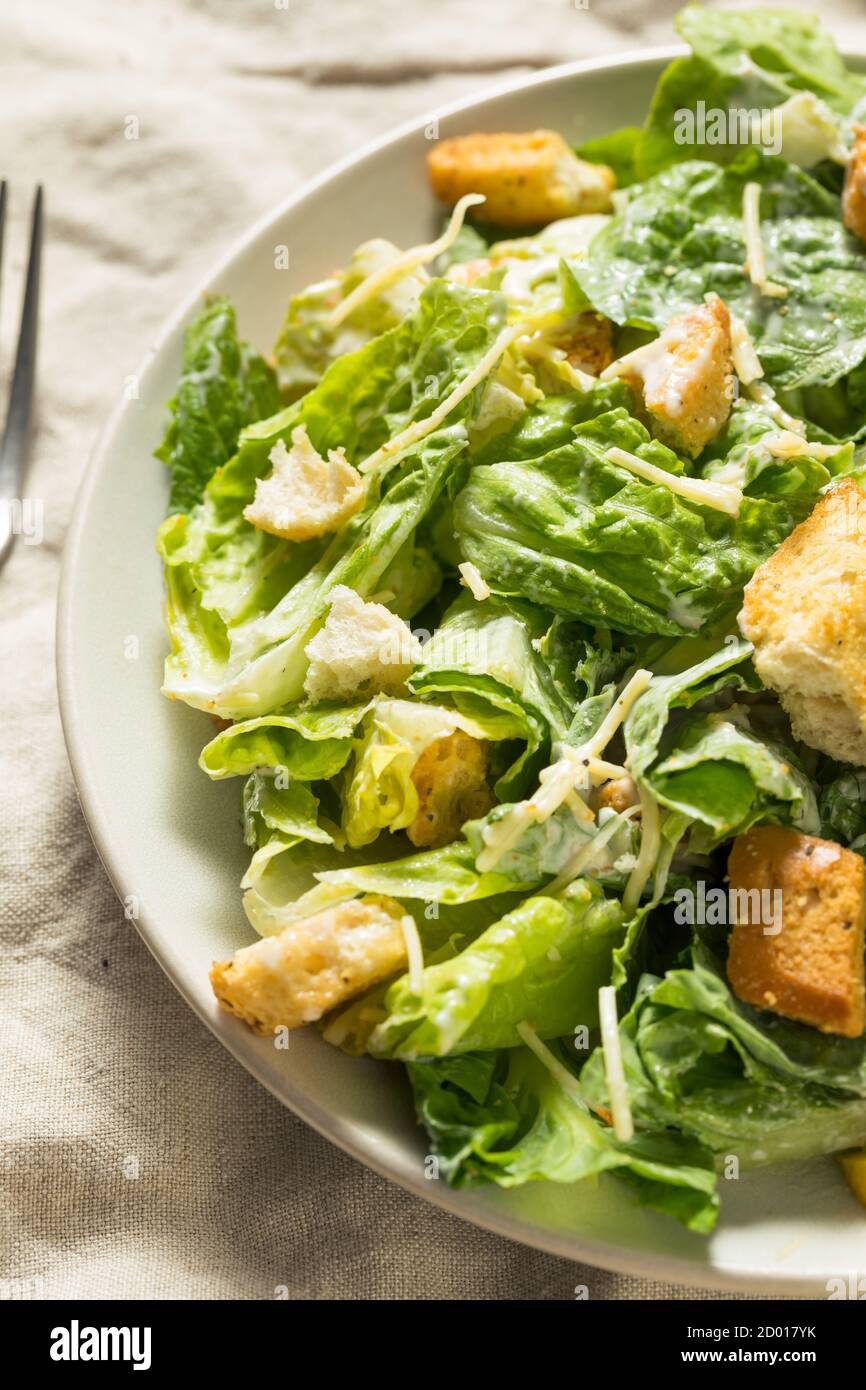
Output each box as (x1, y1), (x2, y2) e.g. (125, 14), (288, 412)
(0, 185), (43, 572)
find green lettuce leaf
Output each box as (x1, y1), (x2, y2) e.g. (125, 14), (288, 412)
(370, 880), (625, 1058)
(581, 950), (866, 1171)
(160, 279), (508, 718)
(156, 297), (281, 515)
(623, 636), (759, 780)
(647, 710), (820, 844)
(273, 238), (426, 399)
(241, 771), (334, 887)
(409, 1044), (719, 1231)
(577, 150), (866, 391)
(342, 698), (521, 849)
(454, 409), (796, 635)
(819, 766), (866, 847)
(410, 592), (572, 797)
(199, 702), (369, 781)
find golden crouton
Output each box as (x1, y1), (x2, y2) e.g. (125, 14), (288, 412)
(613, 294), (736, 458)
(244, 426), (365, 542)
(304, 586), (422, 705)
(407, 730), (495, 848)
(726, 826), (866, 1038)
(843, 125), (866, 243)
(597, 775), (639, 814)
(210, 895), (409, 1035)
(739, 479), (866, 765)
(427, 130), (615, 229)
(839, 1151), (866, 1208)
(554, 312), (614, 377)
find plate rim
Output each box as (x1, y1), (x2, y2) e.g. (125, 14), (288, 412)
(56, 40), (863, 1296)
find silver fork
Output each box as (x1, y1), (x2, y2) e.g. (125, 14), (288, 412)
(0, 183), (43, 573)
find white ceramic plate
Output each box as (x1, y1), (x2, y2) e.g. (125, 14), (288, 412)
(58, 46), (866, 1295)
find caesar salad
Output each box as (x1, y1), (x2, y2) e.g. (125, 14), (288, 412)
(156, 6), (866, 1231)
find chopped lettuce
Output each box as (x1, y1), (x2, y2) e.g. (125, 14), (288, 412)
(409, 1044), (719, 1231)
(577, 150), (866, 392)
(370, 880), (625, 1058)
(342, 698), (520, 848)
(455, 409), (796, 635)
(157, 298), (281, 516)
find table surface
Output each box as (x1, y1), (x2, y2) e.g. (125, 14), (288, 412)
(3, 0), (862, 1301)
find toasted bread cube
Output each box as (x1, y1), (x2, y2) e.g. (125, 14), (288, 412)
(303, 585), (422, 704)
(427, 130), (615, 229)
(243, 426), (365, 542)
(596, 775), (639, 814)
(839, 1151), (866, 1208)
(739, 479), (866, 765)
(407, 729), (494, 848)
(843, 125), (866, 243)
(726, 826), (866, 1038)
(556, 312), (614, 377)
(612, 294), (735, 458)
(210, 895), (408, 1034)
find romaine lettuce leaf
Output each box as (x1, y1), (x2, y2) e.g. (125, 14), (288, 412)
(623, 636), (759, 780)
(409, 1044), (719, 1231)
(342, 698), (521, 849)
(454, 409), (795, 635)
(273, 238), (426, 399)
(819, 766), (866, 860)
(199, 702), (369, 781)
(160, 279), (508, 718)
(577, 150), (866, 391)
(370, 880), (625, 1058)
(647, 710), (820, 844)
(581, 950), (866, 1171)
(410, 592), (572, 797)
(241, 772), (334, 888)
(156, 298), (282, 516)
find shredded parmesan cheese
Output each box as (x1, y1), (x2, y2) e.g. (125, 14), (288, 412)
(745, 380), (805, 433)
(742, 182), (787, 299)
(581, 670), (653, 760)
(604, 445), (743, 517)
(545, 804), (640, 895)
(598, 986), (634, 1142)
(622, 780), (661, 917)
(327, 192), (486, 330)
(762, 430), (840, 460)
(458, 561), (491, 601)
(730, 314), (763, 385)
(399, 914), (424, 996)
(358, 320), (523, 475)
(516, 1020), (588, 1110)
(476, 673), (652, 874)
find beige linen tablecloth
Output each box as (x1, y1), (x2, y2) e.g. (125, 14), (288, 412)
(2, 0), (862, 1301)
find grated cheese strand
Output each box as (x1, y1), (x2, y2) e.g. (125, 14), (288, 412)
(399, 914), (425, 996)
(730, 314), (764, 385)
(745, 380), (805, 434)
(358, 319), (524, 476)
(742, 182), (788, 299)
(545, 804), (640, 896)
(605, 447), (743, 517)
(327, 192), (486, 330)
(763, 430), (841, 461)
(458, 561), (491, 601)
(583, 669), (653, 760)
(516, 1021), (588, 1110)
(598, 986), (634, 1142)
(622, 780), (661, 917)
